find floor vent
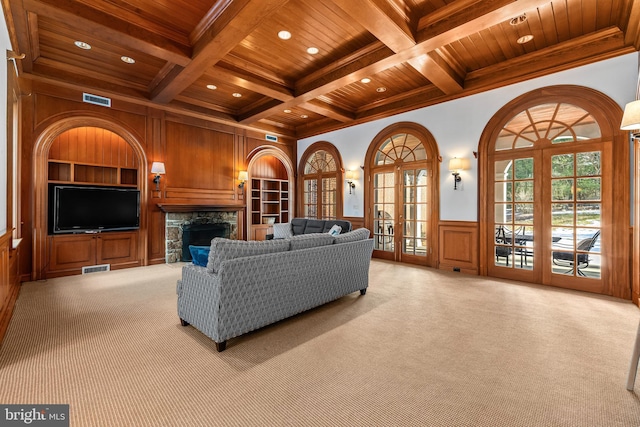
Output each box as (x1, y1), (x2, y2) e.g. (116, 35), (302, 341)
(82, 264), (111, 274)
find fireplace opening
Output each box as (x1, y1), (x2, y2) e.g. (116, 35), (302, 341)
(181, 223), (230, 261)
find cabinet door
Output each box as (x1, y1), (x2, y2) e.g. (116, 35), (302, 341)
(97, 232), (139, 265)
(48, 234), (97, 271)
(251, 225), (273, 241)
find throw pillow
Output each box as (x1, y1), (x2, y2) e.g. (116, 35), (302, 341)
(327, 224), (342, 236)
(189, 245), (210, 267)
(273, 222), (293, 239)
(288, 233), (335, 251)
(333, 228), (371, 244)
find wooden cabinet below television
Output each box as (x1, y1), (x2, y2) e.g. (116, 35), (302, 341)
(47, 231), (140, 278)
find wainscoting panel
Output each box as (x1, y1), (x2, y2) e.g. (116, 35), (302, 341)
(438, 221), (478, 274)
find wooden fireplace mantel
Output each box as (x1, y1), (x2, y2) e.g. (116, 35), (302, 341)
(157, 204), (245, 213)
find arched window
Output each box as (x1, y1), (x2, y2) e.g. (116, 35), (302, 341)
(298, 142), (343, 219)
(480, 86), (629, 298)
(364, 122), (440, 267)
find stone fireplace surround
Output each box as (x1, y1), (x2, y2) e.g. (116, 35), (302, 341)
(160, 205), (240, 263)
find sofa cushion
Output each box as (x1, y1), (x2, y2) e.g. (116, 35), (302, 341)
(273, 222), (293, 239)
(189, 245), (211, 267)
(303, 219), (326, 234)
(207, 238), (291, 273)
(333, 228), (371, 244)
(291, 218), (308, 235)
(288, 233), (335, 251)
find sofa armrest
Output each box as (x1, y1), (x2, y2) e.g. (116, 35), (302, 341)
(177, 264), (223, 342)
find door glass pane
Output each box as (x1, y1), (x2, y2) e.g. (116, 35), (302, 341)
(552, 179), (574, 201)
(551, 154), (574, 177)
(402, 168), (427, 257)
(576, 178), (601, 201)
(495, 157), (534, 269)
(373, 172), (394, 252)
(550, 151), (601, 279)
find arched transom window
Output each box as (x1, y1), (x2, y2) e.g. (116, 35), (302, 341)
(375, 133), (427, 164)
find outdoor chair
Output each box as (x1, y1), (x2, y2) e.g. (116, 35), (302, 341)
(551, 230), (600, 276)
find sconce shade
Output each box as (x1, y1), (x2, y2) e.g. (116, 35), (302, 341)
(151, 162), (166, 174)
(621, 100), (640, 130)
(345, 170), (355, 180)
(238, 171), (248, 182)
(448, 158), (463, 172)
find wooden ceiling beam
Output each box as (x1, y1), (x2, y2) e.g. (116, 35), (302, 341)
(301, 100), (355, 122)
(407, 52), (464, 95)
(210, 65), (294, 102)
(22, 0), (192, 66)
(329, 0), (416, 52)
(242, 0), (546, 125)
(625, 0), (640, 48)
(151, 0), (290, 104)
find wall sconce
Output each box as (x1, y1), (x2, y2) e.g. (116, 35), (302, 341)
(345, 170), (356, 194)
(237, 171), (248, 189)
(621, 100), (640, 136)
(448, 158), (466, 190)
(150, 161), (165, 191)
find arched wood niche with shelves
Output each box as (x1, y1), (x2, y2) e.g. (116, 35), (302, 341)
(247, 150), (294, 241)
(36, 124), (146, 279)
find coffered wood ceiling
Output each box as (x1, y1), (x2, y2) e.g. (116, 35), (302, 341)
(3, 0), (639, 139)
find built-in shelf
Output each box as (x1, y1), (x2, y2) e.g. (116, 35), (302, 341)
(250, 178), (289, 228)
(47, 160), (138, 187)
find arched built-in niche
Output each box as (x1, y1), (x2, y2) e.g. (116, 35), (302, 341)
(32, 116), (148, 280)
(246, 146), (295, 240)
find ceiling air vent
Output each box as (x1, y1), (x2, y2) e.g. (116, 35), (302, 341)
(83, 92), (111, 107)
(265, 134), (278, 142)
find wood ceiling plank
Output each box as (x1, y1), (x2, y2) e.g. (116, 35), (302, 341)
(151, 0), (290, 104)
(23, 0), (191, 66)
(537, 3), (559, 46)
(329, 0), (416, 52)
(3, 0), (33, 72)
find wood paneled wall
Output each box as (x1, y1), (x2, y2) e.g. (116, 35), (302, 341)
(49, 127), (138, 168)
(0, 231), (20, 344)
(19, 80), (296, 278)
(251, 155), (288, 179)
(438, 221), (479, 275)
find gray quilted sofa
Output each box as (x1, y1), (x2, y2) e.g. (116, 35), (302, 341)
(267, 217), (352, 240)
(177, 228), (373, 351)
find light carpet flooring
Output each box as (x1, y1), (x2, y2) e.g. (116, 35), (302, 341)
(0, 260), (639, 426)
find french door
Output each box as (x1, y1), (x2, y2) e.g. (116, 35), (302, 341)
(372, 165), (430, 265)
(490, 142), (607, 293)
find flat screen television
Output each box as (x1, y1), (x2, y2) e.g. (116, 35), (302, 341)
(51, 185), (140, 234)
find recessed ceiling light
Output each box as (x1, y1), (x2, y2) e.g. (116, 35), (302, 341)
(510, 14), (528, 26)
(206, 84), (217, 90)
(120, 56), (135, 64)
(300, 114), (308, 119)
(284, 109), (292, 113)
(376, 87), (387, 93)
(232, 92), (242, 98)
(74, 41), (91, 50)
(278, 30), (291, 40)
(360, 78), (371, 84)
(307, 47), (319, 55)
(517, 34), (534, 44)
